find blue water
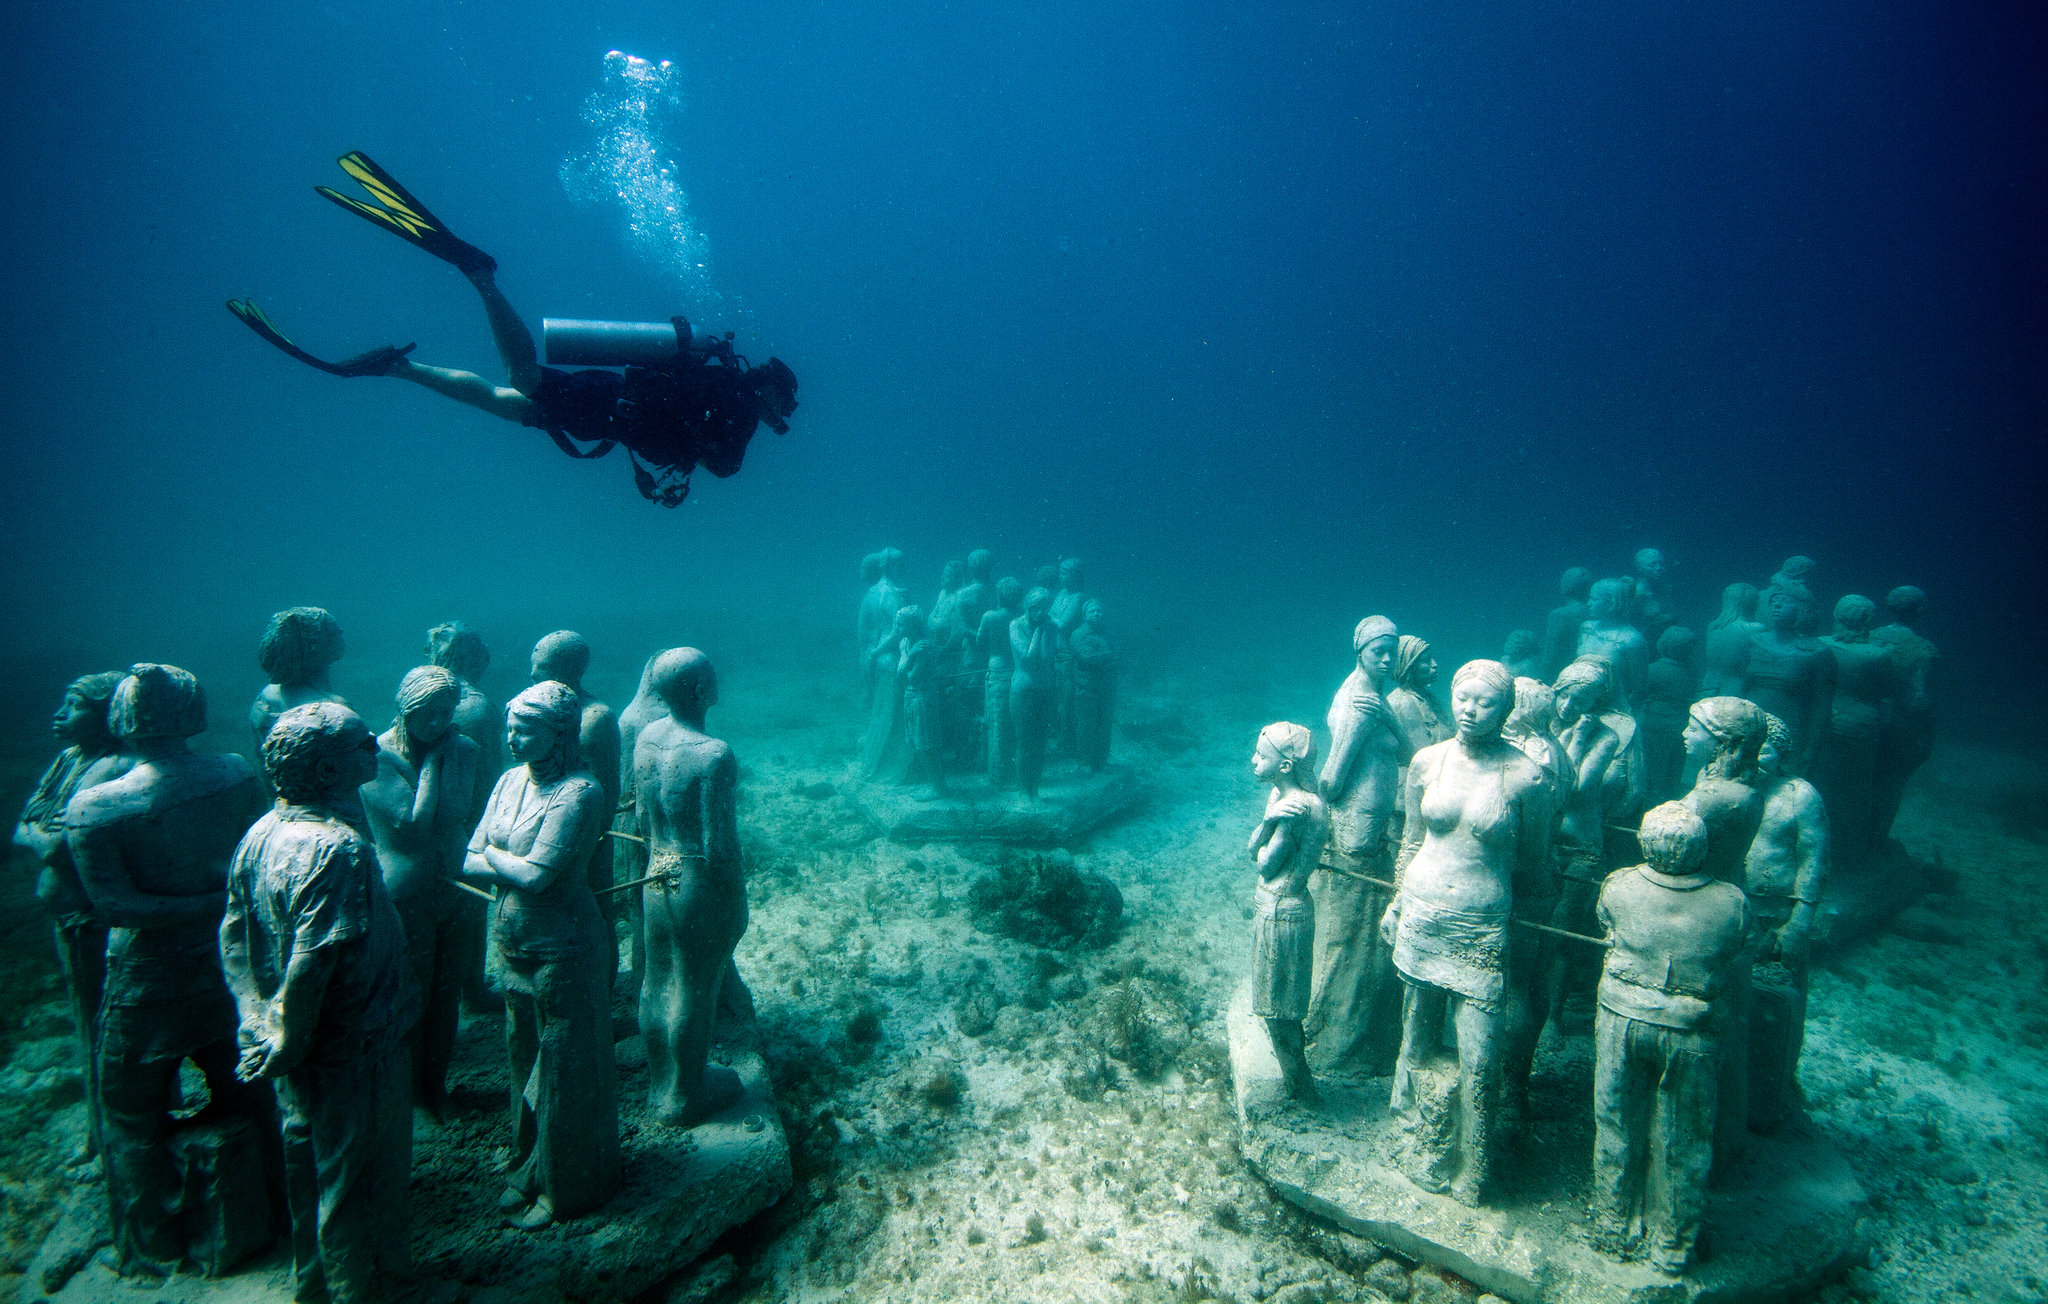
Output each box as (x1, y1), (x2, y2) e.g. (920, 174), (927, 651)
(0, 0), (2041, 734)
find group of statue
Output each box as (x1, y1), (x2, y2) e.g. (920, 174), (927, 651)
(1244, 548), (1938, 1278)
(11, 610), (753, 1301)
(856, 549), (1118, 798)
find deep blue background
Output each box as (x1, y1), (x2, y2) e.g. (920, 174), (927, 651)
(1, 1), (2041, 736)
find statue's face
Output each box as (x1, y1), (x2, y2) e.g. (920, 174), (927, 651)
(1636, 550), (1667, 581)
(1767, 590), (1801, 630)
(406, 696), (458, 750)
(1555, 683), (1591, 724)
(1588, 589), (1617, 620)
(1251, 741), (1283, 784)
(1359, 635), (1398, 680)
(1027, 595), (1051, 623)
(507, 717), (559, 765)
(1059, 562), (1083, 589)
(1682, 715), (1716, 760)
(338, 721), (381, 789)
(1415, 655), (1439, 688)
(1758, 736), (1783, 775)
(51, 689), (99, 745)
(1451, 678), (1511, 741)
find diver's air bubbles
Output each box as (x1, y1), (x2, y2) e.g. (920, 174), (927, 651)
(561, 51), (720, 312)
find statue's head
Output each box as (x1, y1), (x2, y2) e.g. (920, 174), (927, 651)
(1351, 616), (1398, 679)
(531, 630), (591, 687)
(426, 621), (491, 682)
(1394, 635), (1437, 690)
(1253, 721), (1318, 791)
(506, 680), (584, 779)
(1885, 585), (1926, 625)
(1587, 578), (1632, 621)
(1833, 594), (1879, 639)
(893, 605), (925, 637)
(110, 664), (207, 742)
(263, 702), (377, 804)
(1503, 629), (1539, 660)
(1764, 587), (1806, 631)
(1058, 557), (1086, 588)
(1778, 555), (1817, 582)
(1684, 695), (1765, 779)
(1449, 660), (1516, 743)
(1719, 581), (1760, 622)
(1758, 712), (1792, 776)
(258, 607), (345, 687)
(394, 666), (460, 759)
(1505, 677), (1556, 739)
(1656, 626), (1697, 664)
(1024, 588), (1052, 621)
(1633, 548), (1668, 582)
(1082, 599), (1106, 628)
(1552, 656), (1611, 723)
(996, 577), (1025, 611)
(1637, 802), (1708, 876)
(650, 647), (717, 719)
(877, 548), (905, 581)
(52, 671), (127, 748)
(860, 552), (882, 583)
(1560, 567), (1593, 600)
(967, 549), (993, 581)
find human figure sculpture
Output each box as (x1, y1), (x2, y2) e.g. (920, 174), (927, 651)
(1305, 617), (1411, 1078)
(1502, 678), (1563, 785)
(1247, 723), (1329, 1106)
(860, 606), (919, 783)
(633, 649), (750, 1127)
(614, 654), (667, 998)
(1576, 578), (1651, 704)
(1629, 548), (1676, 639)
(428, 620), (501, 1012)
(1543, 658), (1623, 1027)
(1499, 677), (1564, 1112)
(1638, 626), (1700, 803)
(1382, 661), (1550, 1204)
(1699, 582), (1761, 698)
(956, 548), (995, 648)
(897, 610), (947, 797)
(13, 672), (135, 1159)
(250, 607), (348, 750)
(1818, 596), (1902, 865)
(1009, 588), (1058, 799)
(1871, 585), (1938, 840)
(1679, 695), (1768, 1170)
(1744, 713), (1830, 1133)
(360, 666), (479, 1113)
(925, 564), (972, 763)
(464, 682), (618, 1228)
(1541, 568), (1594, 679)
(976, 578), (1025, 787)
(532, 631), (624, 982)
(67, 665), (272, 1277)
(1761, 556), (1820, 633)
(1070, 599), (1118, 773)
(854, 552), (885, 686)
(223, 703), (416, 1304)
(928, 560), (968, 650)
(1591, 802), (1749, 1277)
(1389, 635), (1450, 757)
(1049, 558), (1091, 755)
(1739, 589), (1836, 774)
(1502, 630), (1542, 683)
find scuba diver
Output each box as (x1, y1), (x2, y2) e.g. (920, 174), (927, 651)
(228, 153), (798, 507)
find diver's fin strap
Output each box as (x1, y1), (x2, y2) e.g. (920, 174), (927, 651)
(543, 428), (617, 460)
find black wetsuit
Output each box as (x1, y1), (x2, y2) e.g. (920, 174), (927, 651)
(522, 361), (767, 503)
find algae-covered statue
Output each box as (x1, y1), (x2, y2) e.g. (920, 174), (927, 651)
(1541, 567), (1594, 679)
(68, 665), (272, 1277)
(1629, 547), (1675, 640)
(251, 607), (348, 749)
(633, 648), (750, 1127)
(1591, 801), (1749, 1277)
(1871, 584), (1938, 841)
(976, 577), (1025, 787)
(1576, 578), (1651, 703)
(1307, 616), (1411, 1078)
(1740, 589), (1835, 774)
(1817, 595), (1901, 865)
(225, 703), (416, 1304)
(1744, 713), (1830, 1134)
(360, 666), (478, 1113)
(1247, 723), (1329, 1106)
(1638, 626), (1699, 803)
(533, 630), (624, 980)
(1382, 660), (1550, 1204)
(1009, 588), (1057, 799)
(1543, 657), (1622, 1031)
(1070, 599), (1119, 773)
(12, 672), (135, 1158)
(1700, 582), (1762, 698)
(465, 682), (618, 1228)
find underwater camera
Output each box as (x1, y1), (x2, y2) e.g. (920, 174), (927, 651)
(542, 317), (734, 369)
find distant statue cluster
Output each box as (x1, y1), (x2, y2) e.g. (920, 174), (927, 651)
(855, 548), (1117, 799)
(1246, 548), (1937, 1277)
(12, 613), (758, 1298)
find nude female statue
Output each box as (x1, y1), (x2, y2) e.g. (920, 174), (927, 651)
(1305, 617), (1410, 1078)
(1247, 723), (1330, 1105)
(359, 666), (478, 1113)
(464, 682), (617, 1228)
(1739, 589), (1835, 774)
(251, 607), (349, 750)
(1381, 661), (1551, 1204)
(1700, 582), (1761, 698)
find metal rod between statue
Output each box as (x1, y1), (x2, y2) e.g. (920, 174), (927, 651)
(1314, 859), (1610, 948)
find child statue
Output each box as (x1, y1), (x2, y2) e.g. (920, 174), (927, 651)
(1591, 801), (1749, 1277)
(976, 577), (1025, 786)
(1744, 713), (1830, 1133)
(1870, 585), (1938, 841)
(1739, 589), (1835, 774)
(13, 672), (135, 1158)
(464, 682), (618, 1228)
(359, 666), (479, 1114)
(1576, 578), (1651, 704)
(1699, 582), (1761, 697)
(1541, 567), (1594, 680)
(1817, 596), (1901, 865)
(1382, 661), (1551, 1204)
(1306, 616), (1411, 1078)
(1638, 626), (1700, 803)
(251, 607), (349, 750)
(224, 704), (416, 1304)
(1247, 723), (1329, 1106)
(1070, 599), (1119, 772)
(1009, 588), (1057, 798)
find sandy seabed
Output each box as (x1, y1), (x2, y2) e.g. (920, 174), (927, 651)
(0, 646), (2044, 1304)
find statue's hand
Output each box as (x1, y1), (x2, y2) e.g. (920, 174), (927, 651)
(1378, 899), (1402, 947)
(1269, 792), (1315, 821)
(1773, 924), (1809, 968)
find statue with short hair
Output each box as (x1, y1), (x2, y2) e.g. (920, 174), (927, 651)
(426, 619), (500, 817)
(1744, 713), (1830, 1133)
(224, 703), (416, 1304)
(956, 548), (995, 646)
(360, 666), (479, 1113)
(1700, 582), (1762, 697)
(1871, 585), (1938, 841)
(13, 672), (135, 1158)
(1070, 599), (1118, 773)
(632, 649), (749, 1127)
(976, 577), (1025, 786)
(1248, 723), (1329, 1105)
(67, 665), (272, 1277)
(251, 607), (348, 750)
(1381, 661), (1551, 1204)
(1306, 617), (1411, 1078)
(1591, 802), (1749, 1276)
(1009, 589), (1058, 798)
(465, 682), (618, 1227)
(1541, 568), (1594, 679)
(898, 611), (947, 797)
(1576, 578), (1651, 703)
(1739, 589), (1836, 774)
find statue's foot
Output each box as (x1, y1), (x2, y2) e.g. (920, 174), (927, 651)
(1448, 1172), (1487, 1207)
(656, 1065), (746, 1127)
(497, 1184), (532, 1212)
(503, 1195), (555, 1230)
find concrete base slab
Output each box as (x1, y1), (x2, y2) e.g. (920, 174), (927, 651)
(856, 765), (1142, 845)
(1227, 985), (1866, 1304)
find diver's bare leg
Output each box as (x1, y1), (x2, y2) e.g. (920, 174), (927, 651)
(390, 361), (536, 422)
(466, 270), (542, 394)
